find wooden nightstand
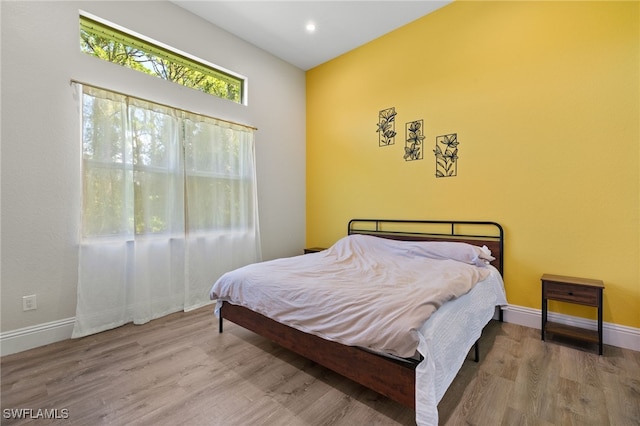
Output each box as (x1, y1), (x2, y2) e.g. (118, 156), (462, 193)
(541, 273), (604, 355)
(303, 247), (326, 254)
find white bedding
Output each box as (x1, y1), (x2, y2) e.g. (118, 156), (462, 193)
(209, 234), (507, 425)
(415, 265), (506, 425)
(211, 234), (493, 358)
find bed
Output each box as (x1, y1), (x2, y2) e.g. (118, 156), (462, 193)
(210, 219), (507, 426)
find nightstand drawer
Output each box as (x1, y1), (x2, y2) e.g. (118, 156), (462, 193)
(543, 283), (599, 306)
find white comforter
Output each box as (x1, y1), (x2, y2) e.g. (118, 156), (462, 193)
(210, 234), (494, 358)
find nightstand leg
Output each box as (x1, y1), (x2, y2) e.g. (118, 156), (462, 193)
(598, 300), (603, 355)
(541, 297), (547, 341)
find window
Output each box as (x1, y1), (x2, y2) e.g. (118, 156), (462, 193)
(80, 14), (244, 104)
(183, 117), (257, 232)
(81, 85), (257, 238)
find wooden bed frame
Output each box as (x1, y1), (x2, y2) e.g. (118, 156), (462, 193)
(218, 219), (504, 409)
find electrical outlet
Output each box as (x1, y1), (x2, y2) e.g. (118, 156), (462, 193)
(22, 295), (37, 311)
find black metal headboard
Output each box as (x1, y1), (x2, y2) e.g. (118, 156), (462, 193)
(348, 219), (504, 275)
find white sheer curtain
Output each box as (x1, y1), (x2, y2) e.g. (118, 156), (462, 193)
(72, 84), (261, 338)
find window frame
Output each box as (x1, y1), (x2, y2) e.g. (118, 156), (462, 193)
(79, 11), (247, 105)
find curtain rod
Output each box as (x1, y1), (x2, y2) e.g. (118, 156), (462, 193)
(70, 79), (258, 131)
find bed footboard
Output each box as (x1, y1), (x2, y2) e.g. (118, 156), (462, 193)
(219, 301), (417, 408)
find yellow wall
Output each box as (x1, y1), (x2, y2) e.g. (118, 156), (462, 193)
(306, 1), (639, 328)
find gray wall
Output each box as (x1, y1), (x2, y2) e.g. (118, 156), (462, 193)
(1, 1), (306, 335)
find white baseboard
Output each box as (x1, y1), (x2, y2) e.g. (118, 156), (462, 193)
(502, 305), (640, 352)
(0, 317), (75, 357)
(2, 305), (639, 356)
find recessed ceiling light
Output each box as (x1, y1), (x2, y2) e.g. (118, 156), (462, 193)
(305, 22), (316, 33)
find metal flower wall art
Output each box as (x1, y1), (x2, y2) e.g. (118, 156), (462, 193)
(404, 119), (425, 161)
(434, 133), (459, 177)
(377, 107), (397, 146)
(375, 107), (461, 177)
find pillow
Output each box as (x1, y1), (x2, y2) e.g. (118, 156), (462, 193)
(408, 240), (496, 267)
(333, 234), (496, 267)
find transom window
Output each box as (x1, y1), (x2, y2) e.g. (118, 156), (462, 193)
(79, 14), (244, 104)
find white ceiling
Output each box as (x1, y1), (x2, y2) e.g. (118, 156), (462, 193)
(171, 1), (452, 70)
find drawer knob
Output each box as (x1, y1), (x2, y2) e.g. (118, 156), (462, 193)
(568, 291), (574, 296)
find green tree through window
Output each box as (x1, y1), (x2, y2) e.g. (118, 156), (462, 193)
(80, 15), (244, 104)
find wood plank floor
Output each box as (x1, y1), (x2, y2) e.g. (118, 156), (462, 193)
(2, 306), (639, 425)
